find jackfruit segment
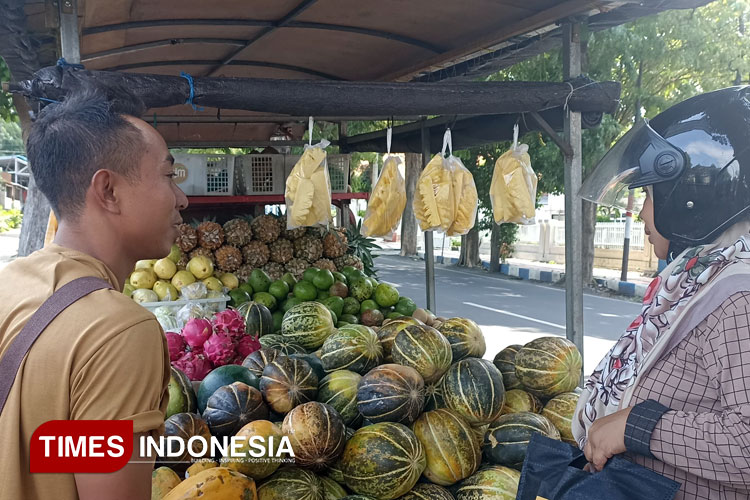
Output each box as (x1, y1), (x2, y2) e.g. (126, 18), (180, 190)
(491, 146), (537, 224)
(285, 146), (332, 228)
(363, 156), (407, 237)
(447, 160), (478, 236)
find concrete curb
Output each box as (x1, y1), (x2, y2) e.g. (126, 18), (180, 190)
(417, 252), (646, 299)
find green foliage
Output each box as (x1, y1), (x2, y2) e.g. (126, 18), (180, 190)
(0, 209), (22, 233)
(0, 58), (17, 122)
(0, 120), (23, 154)
(345, 219), (381, 278)
(498, 223), (518, 263)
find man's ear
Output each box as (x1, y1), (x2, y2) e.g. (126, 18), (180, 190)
(89, 169), (123, 215)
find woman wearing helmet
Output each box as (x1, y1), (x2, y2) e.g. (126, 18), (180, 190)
(573, 86), (750, 499)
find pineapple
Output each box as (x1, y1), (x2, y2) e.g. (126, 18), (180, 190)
(214, 245), (242, 273)
(177, 253), (189, 270)
(223, 218), (252, 247)
(235, 264), (253, 283)
(251, 215), (281, 244)
(284, 225), (307, 241)
(293, 235), (324, 262)
(313, 258), (337, 273)
(285, 258), (311, 280)
(190, 246), (215, 265)
(323, 228), (349, 258)
(176, 224), (198, 253)
(242, 241), (270, 268)
(334, 254), (363, 272)
(269, 238), (294, 264)
(263, 262), (285, 281)
(197, 221), (224, 250)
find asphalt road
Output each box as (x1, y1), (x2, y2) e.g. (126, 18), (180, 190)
(375, 254), (643, 374)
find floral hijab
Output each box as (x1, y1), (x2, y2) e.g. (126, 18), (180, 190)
(572, 221), (750, 448)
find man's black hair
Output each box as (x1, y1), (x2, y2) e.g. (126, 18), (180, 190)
(26, 86), (148, 220)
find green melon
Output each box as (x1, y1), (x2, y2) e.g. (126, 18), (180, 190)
(437, 318), (486, 361)
(282, 401), (347, 470)
(320, 475), (348, 500)
(197, 364), (260, 414)
(483, 412), (560, 469)
(259, 334), (307, 355)
(492, 345), (523, 391)
(392, 324), (453, 384)
(413, 409), (481, 486)
(320, 325), (383, 375)
(541, 391), (580, 445)
(158, 413), (212, 472)
(281, 302), (335, 350)
(242, 347), (286, 378)
(375, 318), (419, 362)
(500, 389), (543, 415)
(237, 301), (274, 337)
(317, 370), (363, 427)
(399, 483), (454, 500)
(203, 382), (269, 436)
(456, 466), (520, 500)
(423, 378), (447, 412)
(442, 358), (505, 426)
(260, 356), (319, 414)
(356, 364), (425, 425)
(341, 422), (426, 500)
(290, 352), (326, 381)
(257, 466), (325, 500)
(514, 337), (582, 399)
(166, 366), (198, 418)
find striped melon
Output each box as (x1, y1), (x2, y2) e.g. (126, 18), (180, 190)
(500, 389), (542, 415)
(423, 377), (446, 412)
(514, 337), (582, 399)
(203, 382), (269, 436)
(317, 370), (363, 427)
(320, 325), (383, 375)
(243, 347), (286, 378)
(470, 423), (489, 450)
(438, 318), (486, 361)
(341, 422), (426, 500)
(442, 358), (505, 426)
(159, 413), (212, 472)
(258, 467), (324, 500)
(399, 483), (454, 500)
(281, 302), (335, 350)
(483, 412), (560, 469)
(166, 366), (197, 418)
(456, 466), (520, 500)
(392, 324), (453, 384)
(541, 391), (580, 445)
(282, 402), (347, 470)
(260, 356), (319, 414)
(222, 420), (284, 480)
(492, 345), (523, 390)
(259, 334), (307, 355)
(356, 364), (425, 425)
(413, 409), (481, 486)
(320, 476), (348, 500)
(376, 318), (419, 362)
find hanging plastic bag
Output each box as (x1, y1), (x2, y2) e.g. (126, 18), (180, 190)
(362, 127), (407, 237)
(414, 130), (456, 232)
(491, 125), (537, 224)
(447, 155), (478, 236)
(285, 117), (332, 229)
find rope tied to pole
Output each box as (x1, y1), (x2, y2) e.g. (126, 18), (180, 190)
(179, 72), (204, 111)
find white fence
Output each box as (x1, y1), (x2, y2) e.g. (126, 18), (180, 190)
(519, 220), (645, 249)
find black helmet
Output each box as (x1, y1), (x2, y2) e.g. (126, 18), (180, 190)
(580, 86), (750, 248)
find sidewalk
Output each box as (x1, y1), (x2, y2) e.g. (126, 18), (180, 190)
(377, 239), (653, 300)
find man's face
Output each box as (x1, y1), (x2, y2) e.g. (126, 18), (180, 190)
(118, 117), (188, 260)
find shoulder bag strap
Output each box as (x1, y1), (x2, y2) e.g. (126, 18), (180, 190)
(0, 276), (113, 415)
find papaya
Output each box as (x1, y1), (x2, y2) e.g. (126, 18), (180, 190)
(151, 467), (181, 500)
(162, 467), (257, 500)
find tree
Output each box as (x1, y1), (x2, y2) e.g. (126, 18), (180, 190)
(0, 120), (23, 154)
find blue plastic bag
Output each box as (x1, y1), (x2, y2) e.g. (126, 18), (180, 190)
(516, 434), (680, 500)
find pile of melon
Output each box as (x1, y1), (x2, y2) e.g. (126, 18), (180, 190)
(155, 312), (583, 500)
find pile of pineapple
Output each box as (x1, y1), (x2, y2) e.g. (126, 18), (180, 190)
(175, 214), (364, 284)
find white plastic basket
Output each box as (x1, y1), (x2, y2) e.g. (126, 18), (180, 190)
(138, 295), (230, 315)
(235, 154), (285, 195)
(171, 153), (235, 196)
(284, 153), (350, 193)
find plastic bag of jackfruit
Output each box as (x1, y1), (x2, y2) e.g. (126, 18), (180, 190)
(362, 154), (407, 237)
(446, 155), (478, 236)
(285, 139), (332, 229)
(490, 141), (537, 225)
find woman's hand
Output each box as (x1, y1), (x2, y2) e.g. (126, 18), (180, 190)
(583, 407), (632, 471)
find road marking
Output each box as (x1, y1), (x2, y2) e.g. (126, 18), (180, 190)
(463, 302), (566, 330)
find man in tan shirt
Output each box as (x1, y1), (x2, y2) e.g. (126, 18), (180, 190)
(0, 88), (188, 499)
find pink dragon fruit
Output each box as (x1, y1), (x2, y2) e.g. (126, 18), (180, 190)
(182, 318), (213, 348)
(165, 332), (186, 361)
(203, 333), (237, 367)
(212, 309), (246, 339)
(173, 351), (213, 381)
(235, 335), (261, 359)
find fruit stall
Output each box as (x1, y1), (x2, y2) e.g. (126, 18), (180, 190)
(1, 0), (706, 499)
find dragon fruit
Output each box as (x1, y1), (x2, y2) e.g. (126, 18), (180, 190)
(212, 309), (246, 339)
(165, 332), (186, 361)
(235, 335), (261, 359)
(182, 318), (213, 348)
(173, 351), (213, 381)
(203, 333), (237, 367)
